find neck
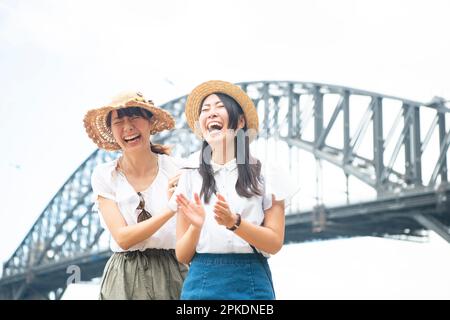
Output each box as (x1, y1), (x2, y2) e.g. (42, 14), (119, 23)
(121, 147), (158, 176)
(210, 139), (235, 165)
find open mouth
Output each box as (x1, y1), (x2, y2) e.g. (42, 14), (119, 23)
(123, 134), (141, 144)
(207, 121), (223, 133)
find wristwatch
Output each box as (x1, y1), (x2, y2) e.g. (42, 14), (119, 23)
(227, 213), (242, 231)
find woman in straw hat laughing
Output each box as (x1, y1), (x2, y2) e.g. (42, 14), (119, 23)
(169, 80), (295, 299)
(84, 91), (187, 299)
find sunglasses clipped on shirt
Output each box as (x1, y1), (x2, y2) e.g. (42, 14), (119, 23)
(137, 192), (152, 222)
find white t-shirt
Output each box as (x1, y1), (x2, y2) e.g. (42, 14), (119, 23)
(168, 158), (298, 255)
(91, 154), (183, 252)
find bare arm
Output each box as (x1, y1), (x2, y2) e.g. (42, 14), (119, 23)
(175, 193), (204, 264)
(176, 210), (201, 264)
(214, 194), (285, 254)
(98, 196), (175, 250)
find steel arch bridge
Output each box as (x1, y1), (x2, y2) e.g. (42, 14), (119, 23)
(1, 81), (449, 299)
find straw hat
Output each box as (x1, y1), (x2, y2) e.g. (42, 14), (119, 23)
(83, 91), (175, 151)
(184, 80), (259, 140)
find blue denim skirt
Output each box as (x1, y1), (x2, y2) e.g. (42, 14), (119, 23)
(180, 253), (275, 300)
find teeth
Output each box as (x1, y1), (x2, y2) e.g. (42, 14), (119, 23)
(207, 122), (223, 131)
(124, 134), (140, 141)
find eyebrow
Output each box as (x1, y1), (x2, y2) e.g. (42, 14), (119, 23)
(112, 114), (139, 121)
(202, 101), (223, 107)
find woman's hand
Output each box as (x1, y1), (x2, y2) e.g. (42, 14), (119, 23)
(176, 193), (205, 229)
(213, 193), (238, 229)
(167, 173), (181, 199)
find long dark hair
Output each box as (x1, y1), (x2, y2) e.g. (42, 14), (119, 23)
(106, 107), (170, 155)
(199, 93), (262, 203)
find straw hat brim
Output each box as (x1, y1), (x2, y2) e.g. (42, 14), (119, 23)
(185, 80), (259, 140)
(83, 100), (175, 151)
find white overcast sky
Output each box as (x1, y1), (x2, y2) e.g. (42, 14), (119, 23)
(1, 0), (450, 299)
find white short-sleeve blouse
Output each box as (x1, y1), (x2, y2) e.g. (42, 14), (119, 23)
(91, 154), (182, 252)
(168, 158), (298, 255)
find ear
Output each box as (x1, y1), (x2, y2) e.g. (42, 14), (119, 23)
(237, 115), (246, 130)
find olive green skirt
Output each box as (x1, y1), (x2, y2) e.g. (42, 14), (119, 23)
(99, 248), (188, 300)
